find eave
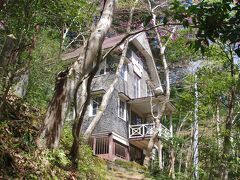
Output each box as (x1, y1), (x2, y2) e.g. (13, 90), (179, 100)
(128, 95), (175, 116)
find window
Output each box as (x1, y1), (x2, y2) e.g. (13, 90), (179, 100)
(133, 73), (140, 98)
(120, 63), (127, 81)
(96, 59), (109, 76)
(147, 84), (153, 96)
(115, 141), (126, 159)
(132, 51), (143, 77)
(95, 137), (109, 154)
(118, 98), (126, 120)
(90, 95), (102, 116)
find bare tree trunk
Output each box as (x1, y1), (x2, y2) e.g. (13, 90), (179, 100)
(220, 52), (236, 180)
(193, 74), (199, 180)
(158, 140), (163, 170)
(220, 88), (235, 180)
(144, 124), (159, 167)
(70, 74), (95, 166)
(185, 125), (193, 175)
(143, 19), (175, 167)
(143, 103), (166, 167)
(84, 0), (139, 141)
(37, 0), (116, 149)
(178, 143), (184, 173)
(0, 34), (16, 67)
(216, 99), (221, 151)
(143, 1), (178, 167)
(36, 69), (73, 148)
(169, 114), (175, 179)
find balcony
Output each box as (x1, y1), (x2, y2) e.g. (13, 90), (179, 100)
(129, 123), (171, 140)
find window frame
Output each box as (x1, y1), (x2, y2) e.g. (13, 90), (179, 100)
(95, 59), (109, 77)
(120, 63), (128, 81)
(89, 95), (102, 117)
(118, 97), (127, 121)
(133, 73), (141, 98)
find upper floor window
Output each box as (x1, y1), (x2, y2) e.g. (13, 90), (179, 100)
(118, 98), (126, 120)
(133, 73), (140, 98)
(96, 59), (108, 76)
(147, 84), (153, 96)
(89, 95), (102, 116)
(120, 63), (127, 81)
(132, 51), (143, 77)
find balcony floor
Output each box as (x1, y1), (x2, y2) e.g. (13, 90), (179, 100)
(129, 138), (150, 150)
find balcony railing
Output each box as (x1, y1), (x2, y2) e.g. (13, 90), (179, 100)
(129, 123), (171, 140)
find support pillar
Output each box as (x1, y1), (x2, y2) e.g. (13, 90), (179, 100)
(93, 136), (96, 155)
(109, 134), (114, 161)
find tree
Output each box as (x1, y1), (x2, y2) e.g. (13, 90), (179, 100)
(37, 0), (117, 150)
(0, 0), (95, 117)
(83, 0), (139, 140)
(169, 1), (240, 179)
(143, 2), (176, 175)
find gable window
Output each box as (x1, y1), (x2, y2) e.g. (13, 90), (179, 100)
(133, 73), (140, 98)
(90, 95), (102, 116)
(118, 98), (126, 120)
(95, 58), (110, 76)
(120, 63), (127, 81)
(132, 51), (143, 77)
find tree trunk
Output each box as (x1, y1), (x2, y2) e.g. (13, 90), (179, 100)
(169, 114), (175, 179)
(220, 88), (235, 180)
(143, 103), (166, 167)
(0, 34), (16, 67)
(83, 0), (139, 141)
(70, 76), (93, 166)
(37, 0), (116, 149)
(220, 54), (236, 180)
(143, 2), (176, 165)
(216, 99), (221, 151)
(36, 69), (73, 148)
(185, 125), (193, 175)
(158, 140), (163, 170)
(193, 74), (199, 180)
(178, 143), (184, 173)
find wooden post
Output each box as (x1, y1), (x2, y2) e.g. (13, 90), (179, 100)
(125, 146), (130, 161)
(109, 134), (114, 160)
(93, 136), (96, 155)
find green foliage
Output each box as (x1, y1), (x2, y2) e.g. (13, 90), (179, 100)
(165, 29), (200, 64)
(25, 29), (69, 109)
(169, 0), (240, 55)
(115, 159), (145, 171)
(169, 38), (239, 178)
(61, 123), (107, 179)
(149, 159), (171, 180)
(0, 119), (108, 179)
(78, 144), (107, 180)
(42, 0), (96, 30)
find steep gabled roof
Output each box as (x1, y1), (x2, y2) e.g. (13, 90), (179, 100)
(130, 32), (161, 87)
(61, 33), (161, 87)
(61, 34), (125, 60)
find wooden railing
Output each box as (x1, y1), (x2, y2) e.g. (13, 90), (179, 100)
(129, 123), (171, 140)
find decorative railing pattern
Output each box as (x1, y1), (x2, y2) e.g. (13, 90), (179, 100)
(129, 123), (171, 140)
